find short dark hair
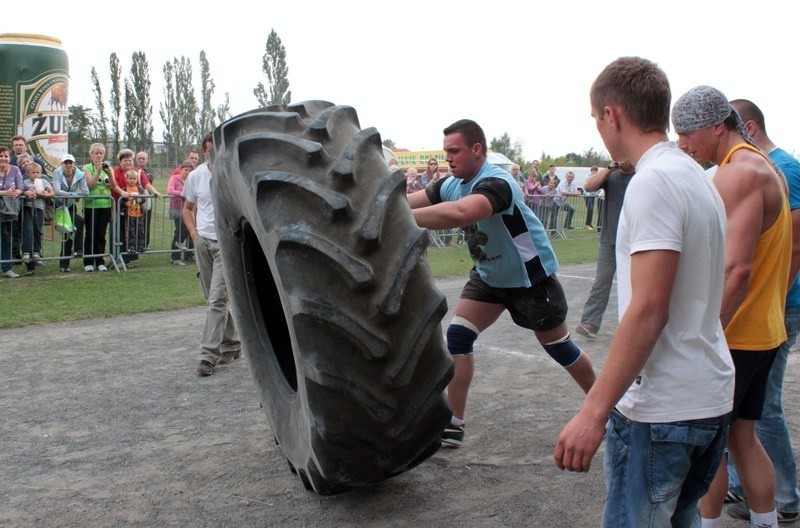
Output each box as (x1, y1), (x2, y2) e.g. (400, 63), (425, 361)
(443, 119), (486, 155)
(591, 56), (671, 134)
(730, 99), (766, 132)
(0, 146), (9, 155)
(11, 135), (26, 144)
(201, 132), (213, 153)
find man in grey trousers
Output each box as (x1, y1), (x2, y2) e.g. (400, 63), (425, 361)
(575, 160), (635, 339)
(182, 132), (241, 376)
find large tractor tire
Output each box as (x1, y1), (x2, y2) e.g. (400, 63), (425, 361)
(210, 101), (454, 494)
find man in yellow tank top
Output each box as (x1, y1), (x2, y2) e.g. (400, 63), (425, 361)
(673, 85), (791, 528)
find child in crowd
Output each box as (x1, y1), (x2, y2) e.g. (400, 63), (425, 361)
(20, 162), (54, 276)
(123, 169), (146, 264)
(540, 178), (560, 230)
(167, 161), (194, 265)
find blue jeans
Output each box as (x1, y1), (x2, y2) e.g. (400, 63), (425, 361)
(22, 207), (44, 269)
(603, 409), (730, 527)
(560, 202), (575, 228)
(728, 306), (800, 513)
(584, 195), (595, 226)
(170, 216), (193, 261)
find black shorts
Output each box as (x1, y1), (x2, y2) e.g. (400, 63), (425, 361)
(730, 347), (778, 421)
(460, 269), (567, 332)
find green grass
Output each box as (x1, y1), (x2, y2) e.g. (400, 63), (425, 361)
(549, 228), (602, 264)
(426, 228), (599, 277)
(1, 177), (205, 329)
(2, 192), (599, 329)
(1, 259), (204, 329)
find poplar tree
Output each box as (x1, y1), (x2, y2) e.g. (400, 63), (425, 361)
(253, 28), (291, 107)
(159, 56), (198, 166)
(198, 50), (216, 136)
(89, 67), (109, 148)
(217, 93), (232, 124)
(109, 53), (122, 158)
(159, 61), (176, 165)
(123, 51), (154, 153)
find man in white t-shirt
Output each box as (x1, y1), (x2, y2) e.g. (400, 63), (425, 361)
(555, 171), (580, 229)
(182, 132), (241, 377)
(554, 57), (734, 527)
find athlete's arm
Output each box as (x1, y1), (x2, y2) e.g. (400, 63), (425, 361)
(411, 177), (510, 230)
(788, 208), (800, 289)
(407, 188), (432, 209)
(554, 248), (679, 472)
(412, 194), (494, 230)
(713, 164), (764, 327)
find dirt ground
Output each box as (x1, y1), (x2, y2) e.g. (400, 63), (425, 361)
(4, 262), (798, 527)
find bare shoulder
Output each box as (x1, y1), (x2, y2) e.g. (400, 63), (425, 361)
(715, 151), (775, 196)
(715, 149), (786, 235)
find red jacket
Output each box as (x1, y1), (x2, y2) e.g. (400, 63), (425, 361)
(113, 166), (151, 200)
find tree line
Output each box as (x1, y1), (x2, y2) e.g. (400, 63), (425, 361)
(489, 133), (611, 174)
(67, 25), (607, 171)
(67, 29), (291, 168)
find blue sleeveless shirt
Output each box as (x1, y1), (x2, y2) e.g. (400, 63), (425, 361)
(438, 161), (558, 288)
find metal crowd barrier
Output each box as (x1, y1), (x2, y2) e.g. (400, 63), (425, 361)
(2, 191), (599, 272)
(526, 193), (604, 239)
(429, 228), (464, 248)
(423, 193), (603, 249)
(111, 194), (194, 271)
(0, 194), (194, 273)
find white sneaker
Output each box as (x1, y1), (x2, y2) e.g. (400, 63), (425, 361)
(22, 253), (31, 263)
(4, 270), (20, 278)
(97, 264), (108, 272)
(84, 265), (95, 272)
(172, 260), (186, 266)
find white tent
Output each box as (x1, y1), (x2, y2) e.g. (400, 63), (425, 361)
(487, 152), (514, 172)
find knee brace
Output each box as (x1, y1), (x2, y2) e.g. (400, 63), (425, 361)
(447, 316), (479, 356)
(542, 333), (582, 368)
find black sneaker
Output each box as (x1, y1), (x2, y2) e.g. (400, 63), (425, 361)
(441, 423), (465, 447)
(781, 512), (800, 524)
(727, 501), (799, 524)
(725, 490), (745, 504)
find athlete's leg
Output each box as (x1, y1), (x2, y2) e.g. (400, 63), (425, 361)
(535, 322), (595, 393)
(447, 297), (505, 421)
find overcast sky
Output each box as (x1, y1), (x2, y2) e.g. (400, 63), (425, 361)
(9, 0), (798, 158)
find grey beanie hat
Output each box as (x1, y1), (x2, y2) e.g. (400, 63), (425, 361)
(672, 85), (732, 134)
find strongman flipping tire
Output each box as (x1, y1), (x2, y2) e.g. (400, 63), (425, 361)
(407, 119), (596, 447)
